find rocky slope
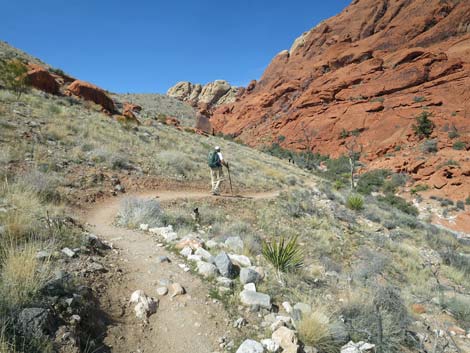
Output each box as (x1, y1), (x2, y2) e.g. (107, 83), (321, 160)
(210, 0), (470, 200)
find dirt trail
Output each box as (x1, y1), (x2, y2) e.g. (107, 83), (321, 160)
(84, 189), (280, 353)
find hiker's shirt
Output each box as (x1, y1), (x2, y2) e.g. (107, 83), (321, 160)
(217, 152), (224, 165)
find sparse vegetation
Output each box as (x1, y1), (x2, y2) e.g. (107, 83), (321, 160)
(262, 235), (303, 274)
(347, 194), (364, 211)
(413, 111), (434, 139)
(0, 59), (30, 99)
(452, 141), (466, 150)
(420, 139), (438, 153)
(298, 311), (340, 353)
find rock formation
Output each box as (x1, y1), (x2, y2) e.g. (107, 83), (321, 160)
(26, 64), (60, 95)
(209, 0), (470, 199)
(167, 80), (240, 108)
(66, 80), (117, 113)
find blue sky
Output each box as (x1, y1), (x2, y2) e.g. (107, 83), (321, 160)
(2, 1), (350, 93)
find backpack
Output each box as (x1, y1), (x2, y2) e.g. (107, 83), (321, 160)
(208, 151), (221, 168)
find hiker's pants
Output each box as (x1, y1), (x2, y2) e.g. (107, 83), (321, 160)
(210, 167), (224, 194)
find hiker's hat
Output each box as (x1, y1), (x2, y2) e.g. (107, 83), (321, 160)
(215, 146), (221, 151)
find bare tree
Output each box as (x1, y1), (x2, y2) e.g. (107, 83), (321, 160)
(298, 121), (316, 168)
(345, 138), (363, 189)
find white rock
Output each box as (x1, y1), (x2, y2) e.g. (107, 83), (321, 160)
(206, 240), (219, 249)
(180, 246), (193, 257)
(170, 283), (185, 297)
(61, 247), (76, 258)
(229, 254), (252, 267)
(129, 290), (158, 320)
(244, 283), (256, 292)
(187, 254), (202, 262)
(340, 341), (376, 353)
(149, 225), (178, 242)
(239, 290), (271, 309)
(272, 326), (298, 350)
(236, 339), (265, 353)
(282, 302), (293, 314)
(195, 247), (213, 261)
(156, 287), (168, 296)
(261, 339), (280, 353)
(197, 261), (219, 278)
(139, 224), (149, 231)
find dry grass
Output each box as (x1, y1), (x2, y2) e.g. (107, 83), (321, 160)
(298, 310), (340, 353)
(0, 244), (51, 309)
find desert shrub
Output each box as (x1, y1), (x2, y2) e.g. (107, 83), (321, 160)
(280, 188), (316, 218)
(448, 126), (459, 139)
(413, 96), (425, 103)
(341, 285), (410, 353)
(442, 296), (470, 326)
(158, 150), (196, 176)
(324, 156), (350, 182)
(116, 197), (163, 228)
(262, 235), (303, 274)
(352, 248), (389, 284)
(356, 169), (390, 195)
(0, 245), (51, 309)
(420, 139), (438, 153)
(413, 112), (434, 139)
(0, 59), (30, 98)
(346, 194), (364, 211)
(452, 141), (466, 150)
(16, 170), (62, 203)
(377, 194), (418, 216)
(159, 207), (194, 230)
(466, 196), (470, 206)
(110, 155), (133, 170)
(298, 311), (340, 353)
(456, 200), (465, 210)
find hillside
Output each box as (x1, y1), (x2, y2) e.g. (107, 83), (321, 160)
(1, 30), (470, 353)
(209, 0), (470, 203)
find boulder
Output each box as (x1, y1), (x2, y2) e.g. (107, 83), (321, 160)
(180, 246), (193, 257)
(26, 65), (60, 95)
(236, 339), (265, 353)
(229, 254), (252, 267)
(239, 289), (271, 309)
(197, 261), (219, 278)
(17, 308), (54, 338)
(66, 80), (116, 113)
(195, 247), (213, 262)
(216, 276), (234, 288)
(272, 326), (298, 351)
(214, 251), (237, 278)
(129, 290), (158, 320)
(240, 268), (262, 284)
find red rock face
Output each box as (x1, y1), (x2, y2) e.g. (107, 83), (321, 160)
(26, 64), (60, 95)
(66, 80), (117, 113)
(122, 102), (142, 123)
(211, 0), (470, 199)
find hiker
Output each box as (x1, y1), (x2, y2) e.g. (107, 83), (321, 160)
(208, 146), (228, 195)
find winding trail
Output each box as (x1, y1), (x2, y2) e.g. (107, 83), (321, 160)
(84, 189), (280, 353)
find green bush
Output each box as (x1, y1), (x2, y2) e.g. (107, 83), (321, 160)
(347, 194), (364, 211)
(420, 139), (438, 153)
(356, 169), (391, 195)
(412, 112), (434, 139)
(262, 235), (303, 274)
(378, 194), (418, 216)
(0, 59), (30, 98)
(452, 141), (466, 150)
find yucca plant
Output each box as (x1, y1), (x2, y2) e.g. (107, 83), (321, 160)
(347, 194), (364, 211)
(262, 235), (303, 276)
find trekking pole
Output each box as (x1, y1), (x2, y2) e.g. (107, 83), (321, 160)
(227, 164), (234, 196)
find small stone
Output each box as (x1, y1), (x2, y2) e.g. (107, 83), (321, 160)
(36, 251), (50, 261)
(240, 268), (261, 284)
(87, 262), (106, 273)
(261, 338), (280, 353)
(236, 339), (264, 353)
(197, 261), (219, 278)
(195, 248), (213, 262)
(139, 224), (149, 231)
(282, 302), (293, 314)
(156, 255), (171, 263)
(240, 290), (271, 309)
(206, 240), (219, 249)
(170, 283), (185, 297)
(70, 314), (81, 324)
(180, 246), (193, 257)
(157, 287), (168, 296)
(188, 254), (203, 262)
(340, 341), (375, 353)
(61, 247), (76, 258)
